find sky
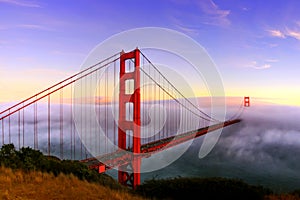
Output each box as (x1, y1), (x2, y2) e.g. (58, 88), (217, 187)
(0, 0), (300, 105)
(1, 0), (300, 191)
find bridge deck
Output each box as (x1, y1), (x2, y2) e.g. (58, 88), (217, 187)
(80, 119), (241, 172)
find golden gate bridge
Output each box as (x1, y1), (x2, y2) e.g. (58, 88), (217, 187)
(0, 48), (248, 189)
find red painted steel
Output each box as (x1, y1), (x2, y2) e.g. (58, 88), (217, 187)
(82, 119), (241, 175)
(118, 48), (141, 189)
(0, 47), (245, 190)
(244, 96), (250, 107)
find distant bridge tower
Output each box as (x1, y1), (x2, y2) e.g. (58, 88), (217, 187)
(244, 96), (250, 107)
(118, 48), (141, 189)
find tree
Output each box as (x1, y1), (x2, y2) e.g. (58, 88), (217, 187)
(0, 144), (18, 168)
(17, 147), (44, 170)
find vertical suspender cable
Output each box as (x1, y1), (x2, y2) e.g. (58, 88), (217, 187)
(97, 69), (100, 154)
(84, 76), (87, 159)
(36, 101), (38, 149)
(48, 94), (51, 156)
(163, 77), (165, 138)
(8, 109), (11, 144)
(89, 72), (92, 156)
(2, 119), (4, 145)
(93, 69), (96, 155)
(105, 66), (108, 152)
(158, 70), (160, 140)
(154, 64), (157, 141)
(72, 82), (76, 160)
(35, 100), (37, 148)
(60, 88), (63, 159)
(22, 104), (24, 147)
(70, 84), (73, 159)
(80, 78), (83, 159)
(33, 99), (37, 149)
(73, 83), (76, 159)
(18, 111), (20, 149)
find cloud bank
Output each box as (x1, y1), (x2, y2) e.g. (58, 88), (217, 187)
(142, 104), (300, 193)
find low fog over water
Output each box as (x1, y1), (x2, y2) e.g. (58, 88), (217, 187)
(140, 101), (300, 193)
(2, 98), (300, 193)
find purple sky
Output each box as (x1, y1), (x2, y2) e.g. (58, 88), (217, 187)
(0, 0), (300, 105)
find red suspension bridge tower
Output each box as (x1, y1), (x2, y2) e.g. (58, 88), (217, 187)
(118, 48), (141, 189)
(0, 47), (246, 190)
(244, 96), (250, 107)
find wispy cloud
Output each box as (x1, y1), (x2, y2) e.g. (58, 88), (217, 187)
(176, 25), (199, 35)
(286, 29), (300, 41)
(0, 0), (41, 7)
(197, 0), (231, 27)
(247, 61), (272, 70)
(170, 0), (230, 35)
(267, 29), (285, 38)
(0, 24), (53, 32)
(265, 59), (279, 63)
(23, 68), (72, 78)
(51, 50), (86, 58)
(268, 43), (278, 48)
(267, 24), (300, 41)
(17, 24), (52, 31)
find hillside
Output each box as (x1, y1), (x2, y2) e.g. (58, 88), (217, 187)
(135, 177), (300, 200)
(0, 166), (146, 200)
(0, 144), (147, 200)
(1, 168), (299, 200)
(1, 144), (300, 200)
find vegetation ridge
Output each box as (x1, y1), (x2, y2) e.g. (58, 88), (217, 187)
(1, 144), (300, 200)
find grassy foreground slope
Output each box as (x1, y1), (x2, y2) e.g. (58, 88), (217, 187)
(1, 144), (300, 200)
(0, 144), (147, 200)
(0, 166), (146, 200)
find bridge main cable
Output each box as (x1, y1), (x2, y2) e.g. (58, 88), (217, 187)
(139, 50), (220, 123)
(0, 53), (120, 120)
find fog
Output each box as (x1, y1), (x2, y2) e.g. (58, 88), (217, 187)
(2, 99), (300, 192)
(141, 102), (300, 193)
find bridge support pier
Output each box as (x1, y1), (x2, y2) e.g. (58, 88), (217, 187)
(118, 48), (141, 189)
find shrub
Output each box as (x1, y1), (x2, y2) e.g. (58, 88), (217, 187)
(0, 144), (121, 189)
(135, 177), (273, 200)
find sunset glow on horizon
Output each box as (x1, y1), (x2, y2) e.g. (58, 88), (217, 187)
(0, 0), (300, 107)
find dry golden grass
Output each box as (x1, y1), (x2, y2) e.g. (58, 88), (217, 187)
(265, 194), (300, 200)
(0, 166), (147, 200)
